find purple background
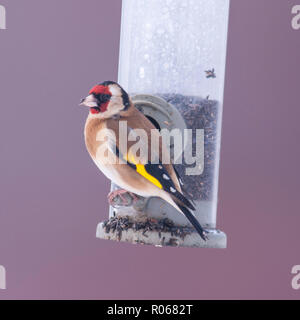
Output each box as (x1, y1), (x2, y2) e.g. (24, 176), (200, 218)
(0, 0), (299, 300)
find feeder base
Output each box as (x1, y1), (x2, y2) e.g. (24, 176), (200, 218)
(96, 216), (226, 248)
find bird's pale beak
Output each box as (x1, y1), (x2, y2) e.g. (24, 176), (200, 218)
(79, 94), (98, 108)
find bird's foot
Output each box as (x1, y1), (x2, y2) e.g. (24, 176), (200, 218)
(108, 189), (140, 207)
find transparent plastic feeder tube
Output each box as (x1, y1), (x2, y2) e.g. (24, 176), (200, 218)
(100, 0), (230, 248)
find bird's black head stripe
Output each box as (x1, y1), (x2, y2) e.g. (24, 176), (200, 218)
(120, 87), (130, 110)
(100, 81), (118, 86)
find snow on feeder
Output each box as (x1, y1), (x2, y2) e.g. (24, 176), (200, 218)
(96, 0), (230, 248)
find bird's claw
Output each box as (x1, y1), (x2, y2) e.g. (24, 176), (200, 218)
(108, 189), (139, 207)
(200, 230), (209, 241)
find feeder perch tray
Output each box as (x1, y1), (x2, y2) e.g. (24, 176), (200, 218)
(96, 214), (226, 248)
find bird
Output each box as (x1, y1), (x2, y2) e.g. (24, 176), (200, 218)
(205, 68), (216, 79)
(80, 80), (208, 241)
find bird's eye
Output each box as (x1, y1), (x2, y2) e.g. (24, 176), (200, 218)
(97, 94), (111, 104)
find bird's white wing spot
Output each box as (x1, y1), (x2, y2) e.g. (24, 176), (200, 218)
(170, 187), (176, 193)
(163, 174), (170, 180)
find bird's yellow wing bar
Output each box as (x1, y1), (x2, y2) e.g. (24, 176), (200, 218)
(124, 153), (163, 189)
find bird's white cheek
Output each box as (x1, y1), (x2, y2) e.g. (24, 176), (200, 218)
(109, 96), (124, 111)
(100, 98), (123, 118)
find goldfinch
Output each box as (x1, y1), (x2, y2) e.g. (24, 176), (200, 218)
(80, 81), (207, 240)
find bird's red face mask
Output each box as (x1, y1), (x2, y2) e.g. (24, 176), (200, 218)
(80, 85), (112, 114)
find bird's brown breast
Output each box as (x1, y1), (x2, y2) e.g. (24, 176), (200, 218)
(84, 116), (106, 159)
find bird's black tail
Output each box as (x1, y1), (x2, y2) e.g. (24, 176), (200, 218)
(177, 204), (208, 241)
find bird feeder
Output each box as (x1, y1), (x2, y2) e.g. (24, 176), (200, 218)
(97, 0), (230, 248)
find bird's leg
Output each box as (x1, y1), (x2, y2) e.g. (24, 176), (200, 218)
(107, 189), (140, 207)
(108, 189), (128, 205)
